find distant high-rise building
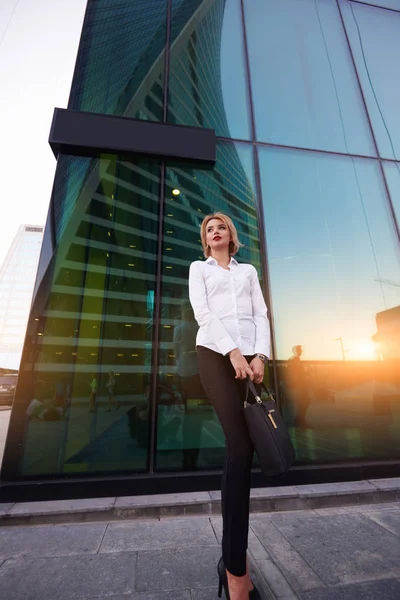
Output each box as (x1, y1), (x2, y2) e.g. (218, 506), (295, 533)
(0, 226), (44, 370)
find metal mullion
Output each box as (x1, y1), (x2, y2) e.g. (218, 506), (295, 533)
(148, 0), (172, 475)
(336, 0), (400, 243)
(350, 0), (400, 13)
(148, 160), (166, 475)
(251, 144), (280, 397)
(239, 0), (257, 142)
(216, 135), (380, 161)
(162, 0), (172, 122)
(240, 0), (281, 401)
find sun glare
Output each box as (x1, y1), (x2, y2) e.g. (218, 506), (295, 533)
(348, 341), (377, 360)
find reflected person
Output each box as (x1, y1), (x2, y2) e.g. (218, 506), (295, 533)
(89, 376), (98, 413)
(189, 212), (269, 600)
(173, 301), (203, 469)
(105, 371), (121, 412)
(286, 345), (310, 428)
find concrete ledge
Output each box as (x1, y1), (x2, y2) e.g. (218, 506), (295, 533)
(0, 478), (399, 526)
(8, 496), (116, 517)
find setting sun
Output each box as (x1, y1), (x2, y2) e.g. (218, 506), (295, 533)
(348, 341), (378, 361)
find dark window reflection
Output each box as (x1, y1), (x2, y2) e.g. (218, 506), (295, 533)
(244, 0), (374, 156)
(69, 0), (167, 121)
(168, 0), (251, 140)
(155, 141), (268, 471)
(259, 146), (400, 462)
(16, 155), (161, 476)
(342, 1), (400, 159)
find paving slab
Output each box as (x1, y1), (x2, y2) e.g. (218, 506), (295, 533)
(0, 503), (13, 516)
(370, 477), (400, 491)
(299, 577), (400, 600)
(250, 517), (324, 593)
(208, 490), (221, 502)
(256, 559), (299, 600)
(115, 492), (210, 508)
(135, 546), (221, 593)
(268, 509), (317, 523)
(99, 518), (217, 553)
(0, 523), (106, 560)
(93, 592), (191, 600)
(315, 502), (400, 516)
(210, 516), (223, 544)
(248, 527), (271, 560)
(363, 509), (400, 537)
(8, 497), (116, 517)
(270, 513), (400, 586)
(295, 481), (377, 498)
(252, 486), (299, 499)
(114, 492), (212, 519)
(190, 587), (221, 599)
(0, 552), (137, 599)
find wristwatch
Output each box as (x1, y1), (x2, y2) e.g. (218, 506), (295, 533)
(255, 353), (268, 364)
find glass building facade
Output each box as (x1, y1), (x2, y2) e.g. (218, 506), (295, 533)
(2, 0), (400, 491)
(0, 226), (44, 371)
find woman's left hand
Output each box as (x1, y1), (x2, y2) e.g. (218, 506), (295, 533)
(249, 357), (264, 385)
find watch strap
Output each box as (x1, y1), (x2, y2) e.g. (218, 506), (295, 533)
(255, 353), (268, 364)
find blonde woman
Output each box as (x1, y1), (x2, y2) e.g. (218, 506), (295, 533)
(189, 213), (270, 600)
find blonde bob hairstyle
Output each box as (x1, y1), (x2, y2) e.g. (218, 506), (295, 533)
(200, 212), (244, 258)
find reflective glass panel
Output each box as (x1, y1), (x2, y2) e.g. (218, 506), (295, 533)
(352, 0), (400, 9)
(168, 0), (251, 140)
(383, 161), (400, 227)
(156, 142), (272, 471)
(259, 146), (400, 462)
(15, 155), (161, 476)
(69, 0), (167, 120)
(244, 0), (375, 156)
(341, 1), (400, 159)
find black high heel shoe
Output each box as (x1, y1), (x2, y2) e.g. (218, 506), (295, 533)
(249, 585), (262, 599)
(217, 557), (230, 599)
(217, 557), (262, 599)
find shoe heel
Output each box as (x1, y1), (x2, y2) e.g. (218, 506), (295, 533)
(217, 556), (230, 599)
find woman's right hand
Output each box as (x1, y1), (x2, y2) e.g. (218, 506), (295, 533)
(229, 348), (254, 380)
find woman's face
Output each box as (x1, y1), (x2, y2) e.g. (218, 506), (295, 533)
(205, 218), (231, 254)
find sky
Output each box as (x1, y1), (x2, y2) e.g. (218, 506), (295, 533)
(0, 0), (87, 268)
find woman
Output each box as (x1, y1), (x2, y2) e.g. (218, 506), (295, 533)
(189, 213), (270, 600)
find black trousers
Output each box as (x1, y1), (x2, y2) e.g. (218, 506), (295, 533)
(197, 345), (257, 577)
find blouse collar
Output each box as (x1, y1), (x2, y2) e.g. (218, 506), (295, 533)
(206, 256), (238, 268)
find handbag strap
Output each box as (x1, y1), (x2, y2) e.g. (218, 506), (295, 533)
(245, 380), (276, 408)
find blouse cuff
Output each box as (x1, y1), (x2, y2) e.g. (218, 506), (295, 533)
(254, 344), (270, 359)
(219, 338), (238, 357)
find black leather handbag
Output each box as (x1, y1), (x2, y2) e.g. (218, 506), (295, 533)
(244, 380), (296, 478)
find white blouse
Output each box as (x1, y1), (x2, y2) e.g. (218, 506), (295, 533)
(188, 256), (271, 358)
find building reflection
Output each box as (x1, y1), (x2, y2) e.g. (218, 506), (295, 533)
(276, 314), (400, 463)
(3, 0), (400, 488)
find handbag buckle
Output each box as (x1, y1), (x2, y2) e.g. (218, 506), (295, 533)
(268, 409), (278, 429)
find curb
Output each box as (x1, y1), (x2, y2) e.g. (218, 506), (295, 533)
(0, 478), (399, 527)
(247, 552), (281, 600)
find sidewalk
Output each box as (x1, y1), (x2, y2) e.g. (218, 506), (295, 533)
(0, 479), (400, 599)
